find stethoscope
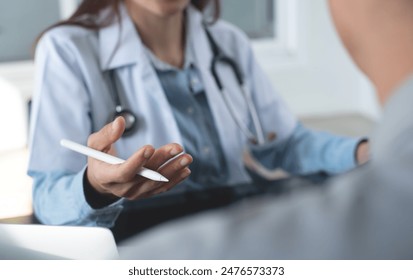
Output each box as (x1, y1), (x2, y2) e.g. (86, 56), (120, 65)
(107, 25), (266, 145)
(204, 25), (266, 145)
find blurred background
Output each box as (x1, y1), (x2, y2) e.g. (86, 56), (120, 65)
(0, 0), (380, 221)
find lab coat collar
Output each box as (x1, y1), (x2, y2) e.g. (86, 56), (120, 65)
(99, 3), (206, 71)
(187, 5), (212, 73)
(99, 2), (142, 70)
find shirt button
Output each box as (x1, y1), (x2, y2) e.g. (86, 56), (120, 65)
(202, 146), (210, 155)
(191, 78), (199, 86)
(187, 107), (194, 114)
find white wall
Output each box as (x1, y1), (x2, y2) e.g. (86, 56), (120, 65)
(0, 76), (28, 152)
(253, 0), (381, 121)
(0, 76), (32, 219)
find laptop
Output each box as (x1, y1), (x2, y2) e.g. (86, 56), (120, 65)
(0, 224), (119, 260)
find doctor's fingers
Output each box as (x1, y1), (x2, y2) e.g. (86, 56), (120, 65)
(124, 167), (192, 200)
(141, 168), (192, 198)
(111, 177), (164, 200)
(87, 117), (126, 152)
(144, 143), (185, 170)
(118, 180), (159, 200)
(108, 152), (193, 200)
(157, 153), (193, 178)
(125, 153), (193, 200)
(92, 145), (155, 184)
(133, 153), (193, 197)
(105, 180), (151, 199)
(112, 145), (156, 181)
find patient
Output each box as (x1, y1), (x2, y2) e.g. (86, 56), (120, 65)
(119, 0), (413, 259)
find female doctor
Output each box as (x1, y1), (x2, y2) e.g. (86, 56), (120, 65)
(29, 0), (368, 240)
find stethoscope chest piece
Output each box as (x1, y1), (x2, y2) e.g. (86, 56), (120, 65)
(113, 105), (138, 137)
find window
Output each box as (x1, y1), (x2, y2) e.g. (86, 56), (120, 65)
(0, 0), (62, 62)
(221, 0), (275, 39)
(220, 0), (298, 64)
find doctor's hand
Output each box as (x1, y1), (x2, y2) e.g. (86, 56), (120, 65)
(84, 117), (193, 209)
(356, 140), (370, 165)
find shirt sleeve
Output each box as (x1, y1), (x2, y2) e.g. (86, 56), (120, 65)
(30, 168), (124, 227)
(249, 123), (363, 175)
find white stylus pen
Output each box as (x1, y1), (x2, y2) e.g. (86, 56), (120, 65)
(60, 139), (169, 182)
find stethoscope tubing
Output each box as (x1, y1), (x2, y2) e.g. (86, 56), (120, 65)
(205, 26), (266, 145)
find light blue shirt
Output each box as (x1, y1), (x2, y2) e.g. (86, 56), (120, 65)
(28, 3), (363, 228)
(143, 33), (229, 190)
